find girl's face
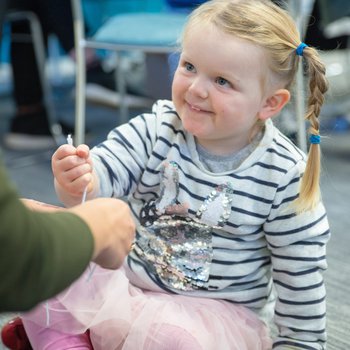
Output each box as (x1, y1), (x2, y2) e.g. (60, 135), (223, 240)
(172, 23), (274, 155)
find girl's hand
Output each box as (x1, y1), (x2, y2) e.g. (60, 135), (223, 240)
(51, 144), (93, 197)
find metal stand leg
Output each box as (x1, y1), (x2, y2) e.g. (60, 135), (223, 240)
(287, 0), (315, 152)
(116, 55), (129, 125)
(71, 0), (86, 145)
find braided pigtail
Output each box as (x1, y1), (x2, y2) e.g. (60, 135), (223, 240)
(294, 44), (329, 212)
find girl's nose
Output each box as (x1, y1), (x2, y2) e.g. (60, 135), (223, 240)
(188, 77), (208, 99)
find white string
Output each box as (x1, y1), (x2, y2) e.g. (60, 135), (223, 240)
(45, 301), (50, 327)
(66, 133), (73, 146)
(81, 186), (88, 204)
(66, 135), (96, 281)
(67, 134), (88, 204)
(45, 135), (94, 326)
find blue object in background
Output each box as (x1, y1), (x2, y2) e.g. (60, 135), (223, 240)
(83, 0), (167, 36)
(166, 0), (207, 8)
(82, 0), (207, 35)
(0, 23), (11, 63)
(321, 115), (350, 133)
(332, 115), (350, 133)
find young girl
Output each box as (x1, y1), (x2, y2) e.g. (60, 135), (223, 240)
(23, 0), (330, 349)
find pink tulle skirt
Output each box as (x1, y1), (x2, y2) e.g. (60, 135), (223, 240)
(23, 264), (272, 350)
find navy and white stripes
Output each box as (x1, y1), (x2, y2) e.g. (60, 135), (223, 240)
(91, 100), (329, 349)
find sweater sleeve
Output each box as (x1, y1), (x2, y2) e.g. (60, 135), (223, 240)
(0, 162), (94, 312)
(264, 162), (330, 350)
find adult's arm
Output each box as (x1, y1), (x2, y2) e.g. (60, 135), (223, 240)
(0, 161), (94, 312)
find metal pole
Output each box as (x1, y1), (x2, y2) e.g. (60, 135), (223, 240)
(71, 0), (86, 145)
(287, 0), (315, 152)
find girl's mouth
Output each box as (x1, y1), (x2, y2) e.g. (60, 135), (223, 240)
(189, 104), (201, 112)
(187, 102), (210, 114)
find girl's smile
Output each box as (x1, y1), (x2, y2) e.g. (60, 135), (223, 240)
(186, 101), (212, 114)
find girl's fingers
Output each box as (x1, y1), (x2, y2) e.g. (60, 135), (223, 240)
(53, 144), (77, 160)
(69, 173), (92, 194)
(76, 144), (90, 159)
(64, 163), (92, 183)
(52, 144), (93, 196)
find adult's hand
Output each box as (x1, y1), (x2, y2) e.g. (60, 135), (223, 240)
(21, 198), (62, 212)
(69, 198), (135, 269)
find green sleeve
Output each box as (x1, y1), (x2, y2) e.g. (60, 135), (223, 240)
(0, 161), (94, 312)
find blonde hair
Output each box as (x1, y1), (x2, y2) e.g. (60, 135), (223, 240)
(182, 0), (329, 212)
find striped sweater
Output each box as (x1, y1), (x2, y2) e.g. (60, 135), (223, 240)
(91, 100), (330, 349)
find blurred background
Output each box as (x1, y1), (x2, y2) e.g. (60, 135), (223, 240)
(0, 0), (350, 349)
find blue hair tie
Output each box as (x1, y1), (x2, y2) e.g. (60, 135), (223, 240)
(296, 42), (308, 56)
(309, 134), (321, 144)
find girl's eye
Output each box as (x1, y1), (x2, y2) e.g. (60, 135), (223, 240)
(184, 62), (195, 72)
(215, 77), (230, 87)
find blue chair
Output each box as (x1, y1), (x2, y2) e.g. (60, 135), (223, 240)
(71, 0), (189, 145)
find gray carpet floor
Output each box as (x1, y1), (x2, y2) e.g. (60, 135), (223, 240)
(0, 86), (349, 349)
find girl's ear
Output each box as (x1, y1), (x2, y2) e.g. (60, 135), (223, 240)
(258, 88), (290, 121)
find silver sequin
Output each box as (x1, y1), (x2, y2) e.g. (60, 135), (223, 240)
(136, 161), (235, 291)
(136, 215), (212, 291)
